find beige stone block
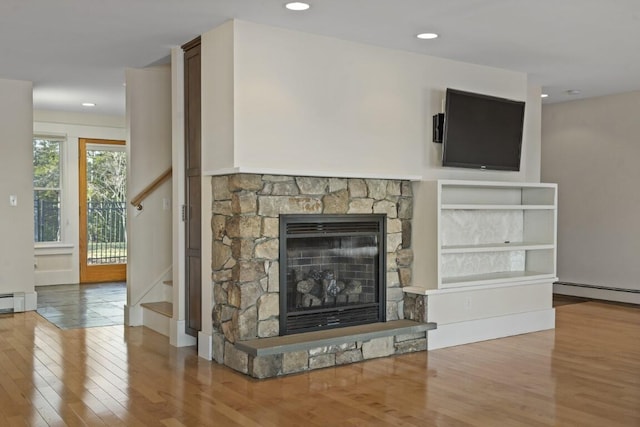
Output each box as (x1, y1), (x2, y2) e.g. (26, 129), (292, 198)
(231, 192), (257, 214)
(272, 182), (300, 196)
(212, 176), (231, 201)
(387, 180), (402, 196)
(235, 306), (258, 340)
(249, 354), (283, 379)
(235, 280), (263, 309)
(387, 301), (400, 321)
(212, 268), (232, 283)
(213, 331), (225, 364)
(336, 349), (363, 365)
(212, 240), (231, 270)
(387, 218), (402, 233)
(401, 181), (413, 196)
(263, 175), (292, 182)
(262, 217), (279, 238)
(387, 232), (403, 252)
(387, 286), (404, 302)
(366, 179), (387, 200)
(282, 351), (309, 374)
(296, 177), (329, 194)
(255, 238), (279, 260)
(322, 189), (349, 214)
(268, 261), (280, 292)
(229, 174), (263, 192)
(394, 338), (427, 354)
(231, 239), (255, 260)
(212, 215), (227, 241)
(399, 267), (412, 286)
(373, 200), (398, 218)
(258, 196), (322, 217)
(257, 318), (280, 337)
(396, 248), (413, 266)
(387, 271), (400, 287)
(398, 197), (413, 219)
(257, 292), (279, 320)
(224, 342), (248, 374)
(361, 336), (394, 359)
(212, 200), (232, 216)
(309, 354), (336, 370)
(329, 178), (348, 192)
(348, 178), (368, 197)
(347, 198), (373, 214)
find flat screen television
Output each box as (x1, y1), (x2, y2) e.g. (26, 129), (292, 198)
(442, 88), (525, 171)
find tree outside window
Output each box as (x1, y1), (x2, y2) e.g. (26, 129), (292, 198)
(33, 137), (63, 243)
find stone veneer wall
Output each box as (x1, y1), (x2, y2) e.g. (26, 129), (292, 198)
(210, 174), (423, 377)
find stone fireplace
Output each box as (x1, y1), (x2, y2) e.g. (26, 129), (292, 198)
(280, 214), (386, 335)
(210, 174), (430, 378)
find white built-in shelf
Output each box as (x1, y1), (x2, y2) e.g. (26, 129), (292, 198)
(441, 271), (557, 288)
(405, 179), (558, 293)
(441, 242), (555, 254)
(441, 204), (555, 210)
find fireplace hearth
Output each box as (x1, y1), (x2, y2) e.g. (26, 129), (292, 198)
(280, 214), (386, 335)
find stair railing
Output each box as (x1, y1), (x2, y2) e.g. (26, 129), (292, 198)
(130, 168), (172, 211)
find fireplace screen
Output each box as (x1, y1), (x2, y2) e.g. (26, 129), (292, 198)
(279, 214), (386, 335)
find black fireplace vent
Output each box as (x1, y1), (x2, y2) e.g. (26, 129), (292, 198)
(286, 221), (380, 235)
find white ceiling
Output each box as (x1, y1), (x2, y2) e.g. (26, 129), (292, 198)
(2, 0), (639, 116)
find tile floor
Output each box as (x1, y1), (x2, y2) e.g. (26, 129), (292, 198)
(36, 282), (126, 329)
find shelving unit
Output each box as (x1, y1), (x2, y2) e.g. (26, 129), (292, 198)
(433, 180), (557, 289)
(407, 180), (558, 350)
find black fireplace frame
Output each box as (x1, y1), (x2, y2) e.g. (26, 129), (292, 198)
(279, 214), (387, 335)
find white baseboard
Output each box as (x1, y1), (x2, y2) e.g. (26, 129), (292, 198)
(170, 319), (197, 347)
(125, 304), (142, 326)
(427, 308), (556, 350)
(142, 307), (170, 337)
(0, 292), (38, 312)
(198, 331), (213, 360)
(554, 283), (640, 305)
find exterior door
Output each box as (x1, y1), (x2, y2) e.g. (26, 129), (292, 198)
(79, 138), (127, 283)
(183, 37), (202, 336)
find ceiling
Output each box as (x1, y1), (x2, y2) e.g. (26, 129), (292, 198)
(2, 0), (639, 117)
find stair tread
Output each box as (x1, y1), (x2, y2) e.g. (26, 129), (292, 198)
(141, 301), (173, 317)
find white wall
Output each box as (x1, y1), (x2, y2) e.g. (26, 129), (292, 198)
(33, 111), (126, 286)
(125, 66), (173, 318)
(0, 78), (35, 306)
(201, 20), (541, 183)
(542, 91), (640, 301)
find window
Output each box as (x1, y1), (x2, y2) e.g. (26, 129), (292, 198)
(33, 137), (64, 243)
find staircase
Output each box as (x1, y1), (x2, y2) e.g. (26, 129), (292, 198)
(141, 280), (173, 336)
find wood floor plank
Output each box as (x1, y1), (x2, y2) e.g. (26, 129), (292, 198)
(0, 301), (637, 426)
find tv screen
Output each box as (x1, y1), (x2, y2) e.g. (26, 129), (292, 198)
(442, 88), (525, 171)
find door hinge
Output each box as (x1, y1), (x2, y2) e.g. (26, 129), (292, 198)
(181, 205), (187, 221)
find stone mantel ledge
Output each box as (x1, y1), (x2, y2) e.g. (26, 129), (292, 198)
(203, 167), (422, 182)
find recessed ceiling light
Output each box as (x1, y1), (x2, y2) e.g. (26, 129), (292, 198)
(541, 93), (549, 98)
(82, 102), (96, 107)
(417, 33), (439, 40)
(285, 2), (310, 11)
(566, 89), (581, 95)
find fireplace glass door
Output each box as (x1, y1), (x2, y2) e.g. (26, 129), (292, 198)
(280, 214), (386, 335)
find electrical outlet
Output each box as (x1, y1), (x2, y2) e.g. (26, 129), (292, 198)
(9, 195), (17, 206)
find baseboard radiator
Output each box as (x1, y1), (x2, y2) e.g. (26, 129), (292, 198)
(555, 281), (640, 294)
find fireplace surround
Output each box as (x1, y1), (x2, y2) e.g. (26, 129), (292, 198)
(210, 173), (430, 378)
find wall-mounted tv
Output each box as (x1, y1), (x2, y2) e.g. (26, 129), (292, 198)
(442, 88), (525, 171)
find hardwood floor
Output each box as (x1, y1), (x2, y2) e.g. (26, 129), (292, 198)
(0, 300), (637, 426)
